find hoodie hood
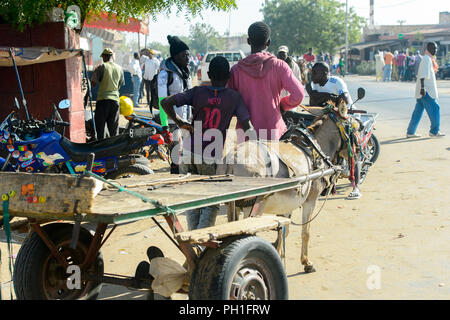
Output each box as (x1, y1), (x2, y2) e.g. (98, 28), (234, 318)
(235, 52), (277, 79)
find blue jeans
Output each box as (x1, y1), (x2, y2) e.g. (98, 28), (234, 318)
(398, 66), (405, 81)
(383, 64), (392, 82)
(186, 205), (219, 231)
(407, 93), (441, 135)
(132, 75), (141, 108)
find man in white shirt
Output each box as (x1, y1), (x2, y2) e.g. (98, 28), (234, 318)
(141, 49), (160, 115)
(277, 45), (302, 98)
(406, 42), (445, 138)
(129, 52), (142, 109)
(306, 61), (353, 107)
(306, 62), (363, 200)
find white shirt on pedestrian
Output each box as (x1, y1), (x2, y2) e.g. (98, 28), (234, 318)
(311, 76), (353, 105)
(142, 57), (160, 81)
(415, 54), (438, 100)
(282, 62), (302, 98)
(129, 59), (142, 79)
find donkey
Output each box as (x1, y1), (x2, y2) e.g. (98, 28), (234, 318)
(217, 102), (349, 273)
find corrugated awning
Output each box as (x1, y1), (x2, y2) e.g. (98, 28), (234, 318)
(0, 47), (83, 67)
(83, 12), (148, 35)
(83, 27), (115, 42)
(342, 40), (402, 51)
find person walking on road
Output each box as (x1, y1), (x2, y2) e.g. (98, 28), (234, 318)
(91, 48), (125, 140)
(130, 52), (142, 109)
(375, 50), (385, 82)
(406, 42), (445, 138)
(383, 49), (394, 82)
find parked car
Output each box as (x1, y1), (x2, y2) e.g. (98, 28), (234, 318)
(197, 50), (246, 85)
(437, 62), (450, 80)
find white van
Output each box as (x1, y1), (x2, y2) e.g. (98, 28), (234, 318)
(197, 50), (246, 85)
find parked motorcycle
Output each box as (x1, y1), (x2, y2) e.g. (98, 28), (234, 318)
(121, 113), (172, 163)
(0, 99), (164, 179)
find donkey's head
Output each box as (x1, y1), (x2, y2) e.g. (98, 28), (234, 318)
(304, 97), (351, 162)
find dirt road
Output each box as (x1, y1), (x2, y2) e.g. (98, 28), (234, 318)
(2, 107), (449, 300)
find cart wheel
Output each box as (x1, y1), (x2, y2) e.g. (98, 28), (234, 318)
(189, 235), (288, 300)
(105, 163), (154, 179)
(13, 223), (104, 300)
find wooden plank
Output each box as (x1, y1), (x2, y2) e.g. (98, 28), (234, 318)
(90, 175), (298, 216)
(0, 172), (101, 217)
(175, 215), (291, 244)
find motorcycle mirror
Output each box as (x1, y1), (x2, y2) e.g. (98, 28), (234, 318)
(58, 99), (71, 110)
(357, 88), (366, 101)
(14, 97), (20, 110)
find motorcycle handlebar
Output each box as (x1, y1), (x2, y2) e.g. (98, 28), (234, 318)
(53, 120), (70, 127)
(348, 109), (368, 114)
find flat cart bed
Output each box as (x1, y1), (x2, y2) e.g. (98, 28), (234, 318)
(2, 168), (338, 300)
(87, 169), (336, 224)
(3, 169), (336, 223)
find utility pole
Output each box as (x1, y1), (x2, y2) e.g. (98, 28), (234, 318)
(370, 0), (374, 25)
(345, 0), (349, 74)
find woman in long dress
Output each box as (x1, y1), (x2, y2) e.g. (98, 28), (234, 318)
(375, 50), (385, 82)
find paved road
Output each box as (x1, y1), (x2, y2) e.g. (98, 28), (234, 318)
(344, 75), (450, 135)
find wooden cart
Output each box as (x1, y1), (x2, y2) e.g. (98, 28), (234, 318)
(1, 167), (337, 300)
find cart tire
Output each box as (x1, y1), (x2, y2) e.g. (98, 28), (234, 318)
(368, 134), (380, 164)
(13, 223), (104, 300)
(105, 163), (153, 179)
(189, 235), (288, 300)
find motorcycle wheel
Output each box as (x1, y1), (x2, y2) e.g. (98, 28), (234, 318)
(368, 134), (380, 164)
(105, 164), (153, 180)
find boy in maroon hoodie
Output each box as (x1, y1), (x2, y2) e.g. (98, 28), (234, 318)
(228, 21), (305, 141)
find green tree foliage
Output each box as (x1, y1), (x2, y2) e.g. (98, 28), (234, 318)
(187, 23), (226, 55)
(0, 0), (236, 31)
(262, 0), (366, 55)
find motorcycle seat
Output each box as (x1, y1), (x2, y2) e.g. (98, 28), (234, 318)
(60, 134), (140, 162)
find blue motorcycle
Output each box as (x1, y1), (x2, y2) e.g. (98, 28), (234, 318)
(0, 99), (165, 179)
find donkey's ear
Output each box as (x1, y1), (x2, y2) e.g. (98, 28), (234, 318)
(337, 98), (349, 119)
(303, 106), (325, 117)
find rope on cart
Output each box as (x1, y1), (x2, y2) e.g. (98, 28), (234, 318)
(298, 170), (340, 226)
